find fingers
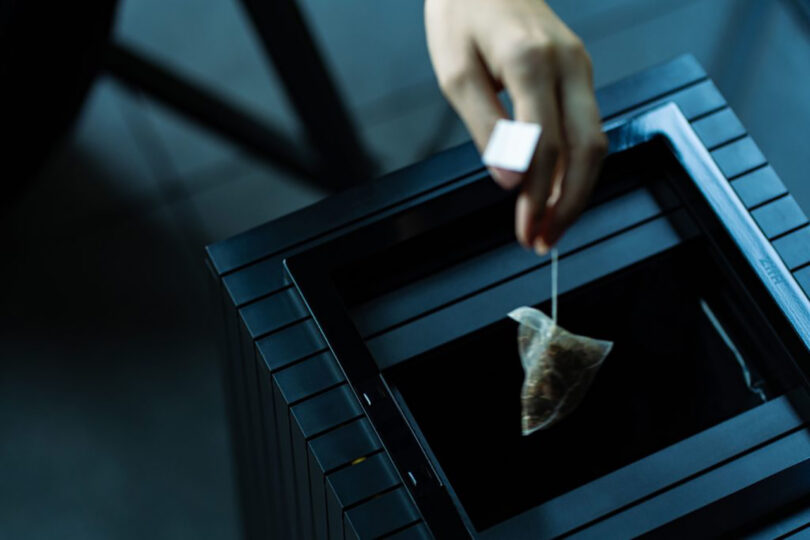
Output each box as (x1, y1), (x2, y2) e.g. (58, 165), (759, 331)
(437, 55), (505, 152)
(501, 44), (565, 249)
(434, 51), (516, 188)
(540, 42), (607, 248)
(425, 1), (513, 187)
(425, 0), (604, 250)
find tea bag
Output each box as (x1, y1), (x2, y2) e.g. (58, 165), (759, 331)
(508, 249), (613, 435)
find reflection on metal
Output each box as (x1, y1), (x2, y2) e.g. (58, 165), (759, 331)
(700, 298), (767, 402)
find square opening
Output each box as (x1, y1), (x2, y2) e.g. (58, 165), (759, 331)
(287, 130), (810, 537)
(387, 239), (798, 531)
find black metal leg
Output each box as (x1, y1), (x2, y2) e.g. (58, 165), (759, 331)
(105, 43), (320, 185)
(239, 0), (376, 188)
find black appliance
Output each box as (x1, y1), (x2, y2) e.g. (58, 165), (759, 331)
(207, 55), (810, 539)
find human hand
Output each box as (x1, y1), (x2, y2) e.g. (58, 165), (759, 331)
(425, 0), (607, 253)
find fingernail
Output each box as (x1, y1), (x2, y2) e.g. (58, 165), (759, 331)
(492, 167), (523, 190)
(534, 238), (549, 256)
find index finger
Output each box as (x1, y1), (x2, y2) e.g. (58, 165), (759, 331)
(504, 57), (565, 250)
(539, 47), (606, 248)
(435, 54), (518, 188)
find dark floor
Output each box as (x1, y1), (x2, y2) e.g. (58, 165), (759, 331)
(1, 1), (808, 539)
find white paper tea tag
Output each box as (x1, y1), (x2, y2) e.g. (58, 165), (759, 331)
(482, 119), (542, 173)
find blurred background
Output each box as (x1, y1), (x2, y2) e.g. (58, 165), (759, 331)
(1, 0), (808, 538)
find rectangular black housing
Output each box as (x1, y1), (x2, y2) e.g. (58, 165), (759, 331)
(207, 56), (810, 540)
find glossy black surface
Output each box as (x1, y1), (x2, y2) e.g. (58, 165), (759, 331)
(391, 240), (787, 530)
(285, 104), (810, 537)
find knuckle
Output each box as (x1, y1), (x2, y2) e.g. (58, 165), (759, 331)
(437, 65), (471, 98)
(557, 38), (592, 71)
(502, 40), (555, 76)
(558, 37), (587, 59)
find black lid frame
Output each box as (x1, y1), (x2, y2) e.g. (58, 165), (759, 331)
(284, 104), (810, 537)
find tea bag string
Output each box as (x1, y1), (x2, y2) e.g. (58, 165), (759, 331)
(551, 247), (558, 325)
